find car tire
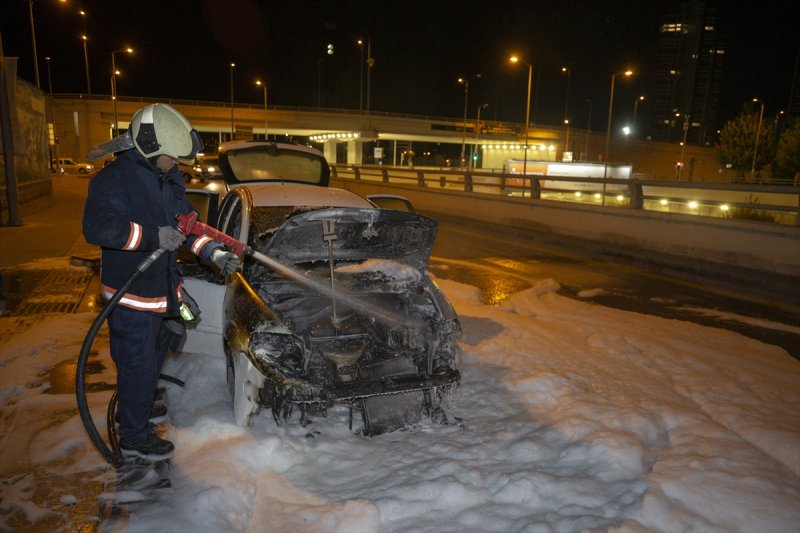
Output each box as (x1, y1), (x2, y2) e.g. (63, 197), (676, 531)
(79, 168), (88, 174)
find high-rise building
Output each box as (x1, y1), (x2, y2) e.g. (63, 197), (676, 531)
(650, 1), (725, 146)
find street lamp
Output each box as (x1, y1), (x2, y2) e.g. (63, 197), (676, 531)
(229, 62), (235, 138)
(79, 9), (90, 94)
(457, 77), (469, 168)
(510, 55), (533, 184)
(111, 46), (133, 136)
(81, 35), (91, 94)
(750, 98), (765, 181)
(561, 66), (571, 158)
(45, 55), (54, 121)
(603, 69), (633, 179)
(584, 98), (592, 161)
(256, 79), (268, 138)
(357, 39), (364, 112)
(632, 95), (645, 131)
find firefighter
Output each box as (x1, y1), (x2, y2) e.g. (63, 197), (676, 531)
(82, 103), (240, 459)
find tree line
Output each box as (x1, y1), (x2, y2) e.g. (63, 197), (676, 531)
(716, 110), (800, 185)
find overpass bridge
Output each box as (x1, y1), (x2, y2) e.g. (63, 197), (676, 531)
(48, 94), (720, 181)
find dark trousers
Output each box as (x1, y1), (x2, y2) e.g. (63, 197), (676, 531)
(107, 306), (166, 442)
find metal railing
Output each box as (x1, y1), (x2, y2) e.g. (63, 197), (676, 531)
(331, 165), (800, 226)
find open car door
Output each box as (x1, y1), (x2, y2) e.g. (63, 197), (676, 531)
(180, 189), (227, 355)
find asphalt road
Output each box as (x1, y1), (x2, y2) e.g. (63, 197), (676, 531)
(429, 214), (800, 359)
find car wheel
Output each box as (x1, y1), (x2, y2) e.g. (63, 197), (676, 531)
(79, 168), (88, 174)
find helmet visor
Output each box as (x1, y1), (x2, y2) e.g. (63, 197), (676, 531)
(176, 129), (204, 165)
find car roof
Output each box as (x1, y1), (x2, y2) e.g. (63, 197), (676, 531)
(245, 183), (374, 209)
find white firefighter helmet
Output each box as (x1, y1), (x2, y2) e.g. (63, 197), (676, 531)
(129, 103), (203, 164)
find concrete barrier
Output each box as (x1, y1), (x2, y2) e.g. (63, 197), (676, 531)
(330, 176), (800, 288)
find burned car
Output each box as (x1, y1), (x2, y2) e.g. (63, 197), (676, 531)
(183, 141), (461, 436)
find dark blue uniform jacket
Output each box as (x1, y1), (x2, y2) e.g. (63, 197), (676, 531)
(82, 149), (220, 315)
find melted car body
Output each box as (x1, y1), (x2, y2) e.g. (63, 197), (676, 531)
(184, 141), (461, 435)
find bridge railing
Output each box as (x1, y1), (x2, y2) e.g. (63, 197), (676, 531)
(331, 164), (800, 226)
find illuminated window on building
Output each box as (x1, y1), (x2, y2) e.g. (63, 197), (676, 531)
(660, 23), (684, 32)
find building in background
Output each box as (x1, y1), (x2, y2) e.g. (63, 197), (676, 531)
(650, 1), (724, 146)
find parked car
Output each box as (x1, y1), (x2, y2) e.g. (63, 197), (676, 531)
(179, 155), (225, 186)
(53, 158), (94, 174)
(194, 155), (224, 181)
(182, 140), (462, 436)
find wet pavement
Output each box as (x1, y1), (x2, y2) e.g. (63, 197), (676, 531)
(0, 175), (111, 531)
(430, 214), (800, 359)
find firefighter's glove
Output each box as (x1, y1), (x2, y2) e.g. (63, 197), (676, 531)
(156, 318), (185, 352)
(158, 226), (186, 251)
(211, 249), (241, 276)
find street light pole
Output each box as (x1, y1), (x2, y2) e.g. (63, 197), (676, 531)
(45, 56), (54, 118)
(632, 95), (644, 132)
(256, 80), (268, 138)
(229, 62), (235, 138)
(604, 70), (633, 178)
(510, 56), (533, 187)
(79, 9), (90, 94)
(28, 0), (41, 89)
(603, 69), (633, 204)
(562, 66), (571, 158)
(458, 77), (469, 168)
(584, 98), (592, 161)
(81, 35), (91, 94)
(357, 39), (364, 112)
(750, 98), (765, 181)
(111, 47), (132, 136)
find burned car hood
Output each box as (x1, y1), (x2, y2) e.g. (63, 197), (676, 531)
(257, 208), (437, 273)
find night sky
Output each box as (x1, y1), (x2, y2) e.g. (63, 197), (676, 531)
(1, 0), (797, 134)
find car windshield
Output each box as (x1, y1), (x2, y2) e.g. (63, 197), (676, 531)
(223, 146), (328, 186)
